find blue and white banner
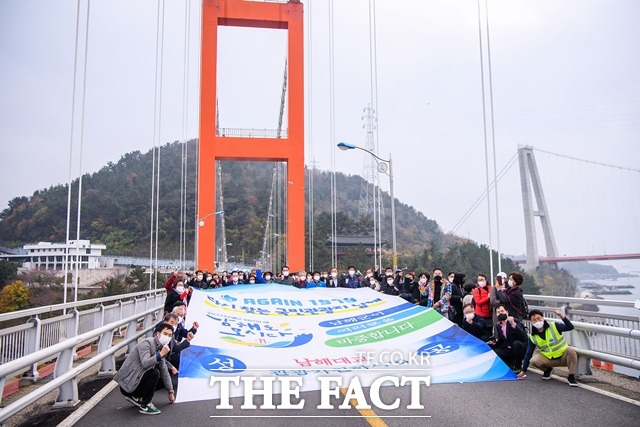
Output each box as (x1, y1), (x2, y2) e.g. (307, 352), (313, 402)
(175, 284), (515, 403)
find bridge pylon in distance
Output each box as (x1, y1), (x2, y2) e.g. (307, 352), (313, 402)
(518, 145), (559, 270)
(197, 0), (305, 271)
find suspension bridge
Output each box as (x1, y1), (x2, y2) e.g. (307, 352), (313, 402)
(1, 0), (640, 426)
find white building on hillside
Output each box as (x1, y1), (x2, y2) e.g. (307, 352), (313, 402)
(22, 240), (107, 270)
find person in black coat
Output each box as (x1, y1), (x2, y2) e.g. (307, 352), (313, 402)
(488, 304), (527, 370)
(449, 273), (465, 326)
(461, 304), (491, 341)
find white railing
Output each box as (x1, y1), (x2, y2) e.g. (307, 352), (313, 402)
(524, 294), (640, 374)
(0, 289), (166, 376)
(0, 304), (163, 424)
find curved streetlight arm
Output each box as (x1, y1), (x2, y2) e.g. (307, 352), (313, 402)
(336, 142), (397, 271)
(198, 210), (224, 227)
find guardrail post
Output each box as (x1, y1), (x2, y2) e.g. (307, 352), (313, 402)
(52, 346), (79, 408)
(564, 305), (593, 378)
(143, 299), (155, 338)
(114, 300), (124, 337)
(97, 303), (106, 328)
(97, 329), (116, 377)
(20, 316), (41, 385)
(125, 319), (139, 355)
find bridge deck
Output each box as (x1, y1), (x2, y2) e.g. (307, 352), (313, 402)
(70, 374), (639, 427)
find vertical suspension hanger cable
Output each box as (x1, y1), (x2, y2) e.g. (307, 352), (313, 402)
(73, 0), (92, 303)
(180, 0), (192, 270)
(329, 0), (337, 268)
(368, 0), (379, 269)
(149, 0), (162, 288)
(484, 0), (501, 273)
(477, 0), (494, 280)
(64, 0), (82, 309)
(370, 0), (384, 268)
(154, 0), (167, 289)
(306, 0), (314, 271)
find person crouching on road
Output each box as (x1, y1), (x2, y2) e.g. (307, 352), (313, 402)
(518, 308), (579, 386)
(114, 323), (176, 415)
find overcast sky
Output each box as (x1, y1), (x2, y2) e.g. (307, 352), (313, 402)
(1, 0), (639, 261)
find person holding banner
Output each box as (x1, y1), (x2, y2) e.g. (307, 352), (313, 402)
(114, 323), (176, 415)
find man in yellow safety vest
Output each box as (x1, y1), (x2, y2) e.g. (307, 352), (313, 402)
(517, 308), (578, 386)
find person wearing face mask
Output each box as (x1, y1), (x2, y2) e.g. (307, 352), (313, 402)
(114, 323), (176, 415)
(226, 270), (243, 286)
(306, 272), (326, 289)
(461, 303), (491, 341)
(399, 272), (416, 302)
(341, 266), (362, 289)
(415, 273), (433, 307)
(518, 308), (578, 386)
(490, 272), (508, 324)
(276, 265), (296, 286)
(171, 303), (199, 343)
(431, 268), (444, 301)
(164, 280), (186, 314)
(294, 270), (308, 289)
(258, 271), (274, 284)
(488, 304), (527, 372)
(327, 268), (342, 288)
(191, 270), (207, 288)
(384, 275), (398, 295)
(153, 313), (194, 383)
(473, 273), (493, 334)
(495, 272), (528, 321)
(368, 276), (381, 292)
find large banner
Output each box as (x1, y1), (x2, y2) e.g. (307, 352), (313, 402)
(176, 284), (515, 404)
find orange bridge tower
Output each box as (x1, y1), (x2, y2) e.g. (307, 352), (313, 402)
(197, 0), (305, 271)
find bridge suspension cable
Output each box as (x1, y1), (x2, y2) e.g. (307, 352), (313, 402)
(532, 147), (640, 173)
(149, 0), (166, 288)
(476, 0), (495, 279)
(329, 0), (338, 268)
(63, 0), (83, 308)
(450, 152), (518, 235)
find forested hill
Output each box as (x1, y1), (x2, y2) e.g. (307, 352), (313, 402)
(0, 140), (445, 258)
(0, 140), (542, 294)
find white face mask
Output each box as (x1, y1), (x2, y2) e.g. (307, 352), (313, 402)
(508, 279), (515, 287)
(348, 270), (355, 276)
(465, 312), (474, 320)
(387, 279), (394, 285)
(449, 277), (454, 283)
(249, 280), (255, 284)
(314, 276), (320, 281)
(419, 278), (427, 284)
(232, 276), (239, 282)
(265, 275), (271, 281)
(158, 334), (171, 346)
(282, 271), (290, 277)
(532, 321), (544, 329)
(478, 281), (486, 287)
(331, 272), (338, 278)
(197, 275), (203, 281)
(175, 286), (185, 293)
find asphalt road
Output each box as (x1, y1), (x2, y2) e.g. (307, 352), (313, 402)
(72, 373), (639, 427)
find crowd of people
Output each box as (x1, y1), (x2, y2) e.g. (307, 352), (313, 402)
(114, 263), (579, 415)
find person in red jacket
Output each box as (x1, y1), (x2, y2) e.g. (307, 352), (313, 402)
(472, 273), (493, 335)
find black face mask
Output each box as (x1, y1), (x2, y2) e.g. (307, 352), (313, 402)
(434, 275), (442, 282)
(497, 313), (508, 322)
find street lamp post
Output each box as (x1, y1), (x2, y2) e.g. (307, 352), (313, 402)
(337, 142), (398, 271)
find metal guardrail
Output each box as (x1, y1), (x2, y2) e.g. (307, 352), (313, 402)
(524, 293), (640, 375)
(217, 127), (288, 138)
(0, 289), (166, 378)
(0, 304), (163, 424)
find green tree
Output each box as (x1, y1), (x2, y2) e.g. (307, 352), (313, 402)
(0, 260), (18, 288)
(0, 280), (30, 313)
